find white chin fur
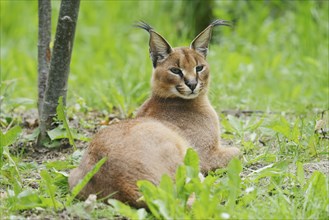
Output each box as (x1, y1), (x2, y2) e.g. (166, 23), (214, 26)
(171, 87), (200, 99)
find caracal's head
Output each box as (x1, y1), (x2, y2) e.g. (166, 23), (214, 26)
(137, 20), (231, 99)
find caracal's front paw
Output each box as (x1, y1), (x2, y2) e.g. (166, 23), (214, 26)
(226, 146), (241, 158)
(219, 146), (241, 166)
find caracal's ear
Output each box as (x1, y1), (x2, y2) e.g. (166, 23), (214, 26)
(135, 21), (173, 68)
(190, 19), (232, 58)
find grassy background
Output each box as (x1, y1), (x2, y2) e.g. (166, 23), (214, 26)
(1, 1), (328, 219)
(1, 1), (328, 115)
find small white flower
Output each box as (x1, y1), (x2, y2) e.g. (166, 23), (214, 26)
(245, 187), (255, 193)
(221, 212), (230, 219)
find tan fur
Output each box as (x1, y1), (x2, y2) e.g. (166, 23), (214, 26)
(69, 118), (188, 208)
(69, 20), (240, 207)
(137, 48), (239, 173)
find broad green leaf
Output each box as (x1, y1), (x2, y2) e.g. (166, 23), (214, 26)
(56, 97), (66, 122)
(175, 165), (187, 198)
(227, 158), (242, 187)
(220, 114), (235, 133)
(43, 139), (62, 148)
(40, 197), (63, 210)
(47, 126), (67, 140)
(307, 135), (317, 156)
(190, 175), (218, 219)
(56, 96), (77, 150)
(14, 190), (42, 210)
(67, 157), (107, 205)
(242, 141), (255, 152)
(291, 118), (300, 144)
(184, 148), (199, 179)
(40, 169), (58, 210)
(137, 180), (162, 219)
(269, 116), (291, 139)
(108, 199), (147, 220)
(1, 126), (22, 178)
(45, 160), (75, 170)
(296, 161), (305, 186)
(303, 171), (328, 217)
(159, 174), (174, 195)
(226, 158), (242, 208)
(153, 199), (171, 219)
(272, 160), (290, 170)
(0, 126), (22, 148)
(47, 126), (90, 142)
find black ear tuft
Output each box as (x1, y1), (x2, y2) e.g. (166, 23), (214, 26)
(210, 19), (232, 28)
(190, 19), (232, 57)
(134, 21), (153, 33)
(135, 21), (172, 68)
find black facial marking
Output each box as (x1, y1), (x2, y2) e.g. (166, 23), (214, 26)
(196, 65), (204, 72)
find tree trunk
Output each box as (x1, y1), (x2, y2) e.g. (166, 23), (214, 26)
(37, 0), (51, 118)
(193, 0), (214, 37)
(37, 0), (80, 147)
(180, 0), (214, 38)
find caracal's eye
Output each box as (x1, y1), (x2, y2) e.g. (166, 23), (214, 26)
(170, 67), (183, 76)
(196, 65), (204, 72)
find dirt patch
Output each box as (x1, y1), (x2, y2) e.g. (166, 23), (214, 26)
(303, 161), (329, 178)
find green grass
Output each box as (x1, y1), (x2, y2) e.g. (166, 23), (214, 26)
(1, 114), (328, 219)
(1, 0), (328, 219)
(1, 1), (328, 113)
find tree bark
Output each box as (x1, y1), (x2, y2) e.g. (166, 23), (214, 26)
(37, 0), (51, 120)
(37, 0), (80, 147)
